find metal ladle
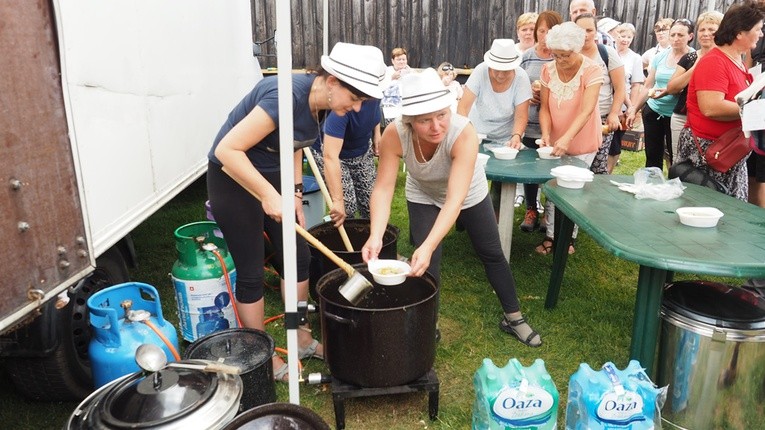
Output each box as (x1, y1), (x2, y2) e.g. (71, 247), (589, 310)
(221, 165), (374, 305)
(135, 343), (241, 375)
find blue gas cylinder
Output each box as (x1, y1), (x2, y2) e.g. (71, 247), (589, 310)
(87, 282), (180, 388)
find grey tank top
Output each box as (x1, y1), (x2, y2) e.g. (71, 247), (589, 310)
(397, 114), (489, 209)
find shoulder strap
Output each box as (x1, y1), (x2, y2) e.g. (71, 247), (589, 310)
(597, 43), (609, 67)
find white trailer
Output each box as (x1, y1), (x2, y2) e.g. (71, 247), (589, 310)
(0, 0), (260, 400)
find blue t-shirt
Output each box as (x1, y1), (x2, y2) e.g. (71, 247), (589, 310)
(208, 74), (319, 172)
(312, 98), (381, 159)
(647, 48), (692, 117)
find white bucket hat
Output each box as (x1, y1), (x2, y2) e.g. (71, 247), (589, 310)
(321, 42), (386, 99)
(400, 68), (455, 116)
(597, 17), (621, 34)
(483, 39), (522, 71)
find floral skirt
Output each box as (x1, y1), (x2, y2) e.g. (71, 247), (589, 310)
(675, 127), (749, 200)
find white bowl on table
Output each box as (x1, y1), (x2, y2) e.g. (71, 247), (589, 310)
(550, 166), (594, 189)
(676, 207), (724, 228)
(477, 133), (488, 142)
(490, 146), (519, 160)
(537, 146), (560, 159)
(367, 259), (411, 285)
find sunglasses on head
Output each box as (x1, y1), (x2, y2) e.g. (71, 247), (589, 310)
(673, 18), (692, 27)
(441, 64), (454, 71)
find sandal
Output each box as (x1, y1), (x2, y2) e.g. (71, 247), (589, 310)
(298, 338), (324, 360)
(297, 326), (324, 360)
(535, 237), (554, 255)
(272, 354), (289, 382)
(499, 316), (542, 347)
(535, 237), (575, 255)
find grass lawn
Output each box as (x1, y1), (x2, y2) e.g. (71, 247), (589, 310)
(0, 149), (738, 429)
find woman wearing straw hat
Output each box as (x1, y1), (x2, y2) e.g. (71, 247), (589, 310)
(207, 42), (386, 380)
(362, 68), (541, 347)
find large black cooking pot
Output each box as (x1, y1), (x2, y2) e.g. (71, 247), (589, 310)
(221, 403), (330, 430)
(317, 265), (438, 387)
(308, 219), (398, 301)
(184, 328), (275, 412)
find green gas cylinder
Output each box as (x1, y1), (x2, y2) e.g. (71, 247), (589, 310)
(171, 221), (238, 342)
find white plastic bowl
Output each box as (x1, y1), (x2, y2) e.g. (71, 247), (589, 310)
(550, 166), (593, 189)
(476, 153), (490, 168)
(367, 259), (411, 285)
(490, 146), (519, 160)
(477, 133), (488, 141)
(676, 207), (724, 228)
(537, 146), (560, 159)
(555, 177), (588, 189)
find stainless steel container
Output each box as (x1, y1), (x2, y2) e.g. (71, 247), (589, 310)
(657, 281), (765, 430)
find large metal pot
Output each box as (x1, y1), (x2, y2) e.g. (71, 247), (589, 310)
(657, 281), (765, 430)
(65, 361), (242, 429)
(221, 403), (330, 430)
(317, 265), (438, 387)
(308, 219), (399, 301)
(184, 328), (275, 412)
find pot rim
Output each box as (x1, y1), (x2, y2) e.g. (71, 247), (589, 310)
(317, 266), (438, 311)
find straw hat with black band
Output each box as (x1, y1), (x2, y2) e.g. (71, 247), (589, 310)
(484, 39), (523, 71)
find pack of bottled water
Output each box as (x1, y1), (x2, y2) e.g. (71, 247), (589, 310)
(565, 360), (667, 429)
(472, 358), (559, 429)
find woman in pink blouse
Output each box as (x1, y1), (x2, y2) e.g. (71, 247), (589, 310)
(536, 22), (604, 255)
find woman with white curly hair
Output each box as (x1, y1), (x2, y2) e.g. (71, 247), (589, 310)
(535, 22), (604, 255)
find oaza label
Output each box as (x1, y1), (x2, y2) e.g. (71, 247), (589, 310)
(490, 386), (555, 426)
(596, 391), (646, 424)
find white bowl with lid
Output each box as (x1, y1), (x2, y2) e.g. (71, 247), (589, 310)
(676, 207), (724, 228)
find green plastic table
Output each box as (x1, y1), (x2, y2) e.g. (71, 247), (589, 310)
(482, 145), (587, 261)
(542, 175), (765, 373)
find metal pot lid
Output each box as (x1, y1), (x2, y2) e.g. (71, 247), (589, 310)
(94, 363), (241, 428)
(663, 281), (765, 330)
(184, 328), (273, 371)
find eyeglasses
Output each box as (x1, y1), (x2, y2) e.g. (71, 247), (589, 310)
(441, 64), (454, 71)
(673, 18), (693, 27)
(654, 26), (669, 32)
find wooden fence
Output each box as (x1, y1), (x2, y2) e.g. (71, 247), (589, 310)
(251, 0), (739, 69)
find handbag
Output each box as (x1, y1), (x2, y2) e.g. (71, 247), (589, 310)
(692, 127), (751, 173)
(668, 159), (729, 195)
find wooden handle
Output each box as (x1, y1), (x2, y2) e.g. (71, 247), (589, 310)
(295, 225), (355, 276)
(221, 165), (356, 277)
(302, 148), (354, 252)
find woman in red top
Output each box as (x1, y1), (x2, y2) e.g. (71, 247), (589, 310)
(675, 1), (764, 200)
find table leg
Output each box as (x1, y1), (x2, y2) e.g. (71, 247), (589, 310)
(497, 182), (517, 262)
(629, 265), (667, 375)
(544, 211), (575, 309)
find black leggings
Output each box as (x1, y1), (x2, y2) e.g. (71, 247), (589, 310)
(407, 195), (521, 313)
(207, 162), (310, 303)
(642, 105), (673, 168)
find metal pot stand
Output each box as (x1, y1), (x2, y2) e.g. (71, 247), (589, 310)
(330, 368), (439, 430)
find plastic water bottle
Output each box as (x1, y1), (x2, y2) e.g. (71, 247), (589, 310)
(472, 357), (559, 429)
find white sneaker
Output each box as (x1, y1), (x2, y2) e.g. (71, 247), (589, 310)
(514, 195), (525, 208)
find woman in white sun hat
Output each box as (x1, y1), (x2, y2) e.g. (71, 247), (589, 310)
(458, 38), (531, 149)
(207, 42), (386, 381)
(362, 68), (542, 347)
